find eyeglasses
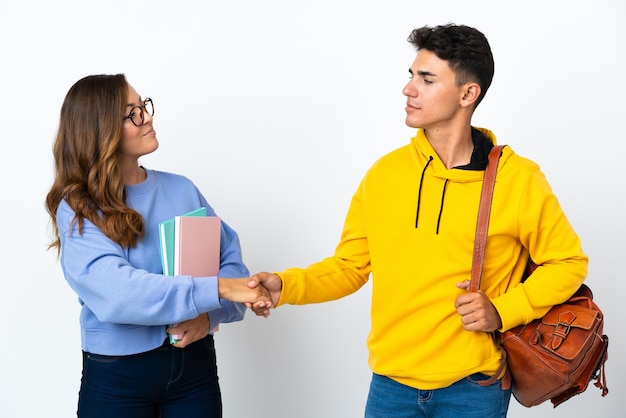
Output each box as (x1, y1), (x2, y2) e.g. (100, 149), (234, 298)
(123, 98), (154, 126)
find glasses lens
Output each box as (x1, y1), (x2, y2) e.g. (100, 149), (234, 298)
(131, 107), (144, 126)
(144, 98), (154, 116)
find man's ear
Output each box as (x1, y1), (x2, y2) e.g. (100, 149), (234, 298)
(460, 83), (481, 108)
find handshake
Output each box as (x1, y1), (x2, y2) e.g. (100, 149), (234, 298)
(217, 272), (283, 317)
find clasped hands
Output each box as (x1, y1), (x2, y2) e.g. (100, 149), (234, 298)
(217, 273), (282, 317)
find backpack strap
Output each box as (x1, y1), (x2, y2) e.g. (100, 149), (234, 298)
(469, 144), (511, 390)
(470, 145), (506, 293)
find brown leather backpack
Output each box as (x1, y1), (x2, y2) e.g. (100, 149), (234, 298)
(471, 145), (609, 407)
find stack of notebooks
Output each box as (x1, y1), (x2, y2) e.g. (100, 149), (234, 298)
(159, 207), (221, 342)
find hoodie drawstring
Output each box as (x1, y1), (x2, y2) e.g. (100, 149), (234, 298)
(415, 156), (433, 228)
(414, 156), (449, 234)
(436, 180), (449, 234)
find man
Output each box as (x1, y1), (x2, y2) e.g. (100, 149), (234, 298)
(248, 24), (587, 417)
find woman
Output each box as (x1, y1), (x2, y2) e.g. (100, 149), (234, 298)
(46, 74), (269, 417)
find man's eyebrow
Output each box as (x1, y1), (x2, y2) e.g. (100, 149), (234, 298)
(416, 70), (437, 77)
(408, 68), (437, 77)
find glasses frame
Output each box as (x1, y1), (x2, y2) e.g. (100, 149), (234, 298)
(123, 98), (154, 127)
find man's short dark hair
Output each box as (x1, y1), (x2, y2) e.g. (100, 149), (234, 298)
(408, 24), (495, 107)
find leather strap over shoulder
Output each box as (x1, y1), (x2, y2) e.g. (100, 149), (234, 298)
(470, 144), (511, 390)
(470, 145), (506, 292)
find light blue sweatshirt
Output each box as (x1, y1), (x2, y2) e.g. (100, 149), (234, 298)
(57, 169), (248, 355)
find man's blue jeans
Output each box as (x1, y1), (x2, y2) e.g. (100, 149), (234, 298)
(365, 372), (512, 418)
(77, 335), (222, 418)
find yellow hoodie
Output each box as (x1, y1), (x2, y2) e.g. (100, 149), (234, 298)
(276, 128), (587, 389)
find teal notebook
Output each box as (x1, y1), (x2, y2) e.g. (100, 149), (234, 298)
(159, 207), (207, 276)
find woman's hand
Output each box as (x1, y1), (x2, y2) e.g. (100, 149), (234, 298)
(167, 313), (211, 348)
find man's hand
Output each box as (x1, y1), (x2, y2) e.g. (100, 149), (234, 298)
(454, 280), (502, 332)
(167, 313), (210, 348)
(245, 272), (283, 317)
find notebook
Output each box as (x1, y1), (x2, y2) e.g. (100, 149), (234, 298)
(173, 215), (221, 277)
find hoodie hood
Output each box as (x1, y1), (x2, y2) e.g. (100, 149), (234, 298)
(411, 127), (506, 232)
(411, 127), (499, 182)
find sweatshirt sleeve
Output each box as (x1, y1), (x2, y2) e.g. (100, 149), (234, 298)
(491, 169), (588, 331)
(58, 202), (222, 326)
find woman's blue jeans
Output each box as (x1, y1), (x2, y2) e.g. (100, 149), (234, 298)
(365, 372), (512, 418)
(77, 335), (221, 418)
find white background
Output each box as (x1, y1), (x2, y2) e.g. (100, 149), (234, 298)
(0, 1), (624, 417)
